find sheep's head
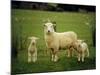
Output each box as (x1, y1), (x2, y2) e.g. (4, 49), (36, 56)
(43, 19), (56, 34)
(28, 37), (39, 45)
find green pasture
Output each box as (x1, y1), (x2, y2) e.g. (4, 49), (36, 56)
(11, 9), (96, 74)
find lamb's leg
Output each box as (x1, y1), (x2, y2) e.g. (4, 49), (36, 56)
(82, 52), (85, 62)
(78, 53), (81, 62)
(32, 51), (37, 63)
(67, 45), (73, 57)
(51, 54), (54, 61)
(28, 52), (32, 63)
(86, 48), (89, 57)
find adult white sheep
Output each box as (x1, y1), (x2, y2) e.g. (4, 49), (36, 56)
(28, 36), (39, 63)
(44, 21), (77, 62)
(73, 40), (89, 62)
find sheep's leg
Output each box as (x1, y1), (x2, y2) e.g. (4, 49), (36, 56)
(51, 48), (58, 62)
(67, 49), (71, 57)
(70, 49), (73, 57)
(51, 48), (54, 61)
(53, 50), (58, 62)
(78, 53), (81, 62)
(28, 52), (32, 63)
(82, 52), (85, 62)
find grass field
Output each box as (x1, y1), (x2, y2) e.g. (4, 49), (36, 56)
(11, 9), (96, 74)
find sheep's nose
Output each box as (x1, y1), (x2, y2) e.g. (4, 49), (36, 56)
(32, 42), (35, 45)
(48, 30), (50, 33)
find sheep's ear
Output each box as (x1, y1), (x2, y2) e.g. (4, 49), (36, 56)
(52, 21), (56, 26)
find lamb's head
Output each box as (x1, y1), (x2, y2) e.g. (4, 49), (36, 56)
(74, 40), (84, 50)
(43, 20), (56, 34)
(28, 37), (39, 45)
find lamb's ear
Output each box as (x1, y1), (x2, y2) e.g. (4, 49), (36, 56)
(28, 37), (32, 40)
(82, 40), (85, 43)
(34, 37), (39, 40)
(83, 40), (88, 42)
(81, 40), (87, 43)
(78, 40), (84, 43)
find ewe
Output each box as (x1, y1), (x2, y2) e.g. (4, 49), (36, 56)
(73, 40), (89, 62)
(28, 37), (39, 63)
(44, 21), (77, 62)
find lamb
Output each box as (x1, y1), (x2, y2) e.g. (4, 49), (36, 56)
(73, 40), (89, 62)
(44, 21), (77, 62)
(28, 36), (39, 63)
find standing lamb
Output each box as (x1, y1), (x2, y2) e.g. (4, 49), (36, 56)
(73, 40), (89, 62)
(44, 21), (77, 62)
(28, 36), (39, 63)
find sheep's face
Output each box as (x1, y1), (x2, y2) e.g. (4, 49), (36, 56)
(44, 22), (55, 34)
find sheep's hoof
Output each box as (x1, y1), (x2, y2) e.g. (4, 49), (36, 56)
(78, 59), (80, 62)
(54, 60), (58, 62)
(53, 59), (58, 62)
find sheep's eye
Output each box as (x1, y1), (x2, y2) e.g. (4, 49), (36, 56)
(51, 25), (53, 28)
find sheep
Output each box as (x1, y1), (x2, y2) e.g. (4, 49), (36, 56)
(73, 40), (89, 62)
(28, 36), (39, 63)
(44, 21), (77, 62)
